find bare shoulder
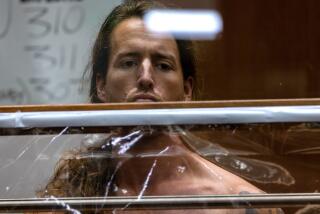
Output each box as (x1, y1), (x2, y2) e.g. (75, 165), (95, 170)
(195, 158), (285, 213)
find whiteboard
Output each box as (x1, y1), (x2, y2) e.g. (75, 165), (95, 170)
(0, 0), (122, 105)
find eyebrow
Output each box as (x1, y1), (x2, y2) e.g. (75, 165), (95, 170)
(114, 51), (177, 63)
(152, 52), (177, 63)
(114, 51), (140, 60)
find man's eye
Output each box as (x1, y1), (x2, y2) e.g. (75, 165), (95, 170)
(156, 63), (172, 72)
(120, 60), (138, 69)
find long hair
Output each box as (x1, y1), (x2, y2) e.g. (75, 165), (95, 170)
(38, 136), (114, 197)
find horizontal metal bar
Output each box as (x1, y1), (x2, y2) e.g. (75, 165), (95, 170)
(0, 193), (320, 212)
(1, 105), (320, 128)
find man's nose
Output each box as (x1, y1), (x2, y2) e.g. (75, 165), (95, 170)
(137, 59), (154, 91)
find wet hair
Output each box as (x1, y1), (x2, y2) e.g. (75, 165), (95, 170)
(88, 0), (198, 103)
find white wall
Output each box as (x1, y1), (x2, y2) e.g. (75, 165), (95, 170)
(0, 0), (122, 105)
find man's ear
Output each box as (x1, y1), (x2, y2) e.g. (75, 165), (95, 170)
(183, 77), (193, 101)
(96, 74), (108, 102)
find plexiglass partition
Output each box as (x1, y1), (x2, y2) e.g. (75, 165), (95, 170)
(0, 101), (320, 214)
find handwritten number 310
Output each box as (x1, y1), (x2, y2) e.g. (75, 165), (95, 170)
(25, 5), (85, 38)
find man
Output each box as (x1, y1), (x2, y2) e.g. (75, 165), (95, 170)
(41, 1), (282, 213)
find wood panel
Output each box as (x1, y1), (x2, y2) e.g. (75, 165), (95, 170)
(157, 0), (320, 100)
(1, 98), (320, 112)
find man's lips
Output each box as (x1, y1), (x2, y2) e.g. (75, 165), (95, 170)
(129, 93), (160, 102)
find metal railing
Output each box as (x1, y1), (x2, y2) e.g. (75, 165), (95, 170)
(1, 193), (320, 212)
(1, 105), (320, 128)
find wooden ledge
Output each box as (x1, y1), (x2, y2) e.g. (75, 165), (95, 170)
(1, 98), (320, 112)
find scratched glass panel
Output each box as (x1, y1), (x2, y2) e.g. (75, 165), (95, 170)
(0, 124), (319, 213)
(1, 1), (320, 213)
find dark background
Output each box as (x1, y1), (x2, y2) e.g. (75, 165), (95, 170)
(159, 0), (320, 100)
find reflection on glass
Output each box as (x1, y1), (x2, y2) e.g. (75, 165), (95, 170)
(1, 123), (320, 213)
(144, 9), (223, 40)
(180, 129), (295, 186)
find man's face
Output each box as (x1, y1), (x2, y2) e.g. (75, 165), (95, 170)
(97, 18), (193, 103)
